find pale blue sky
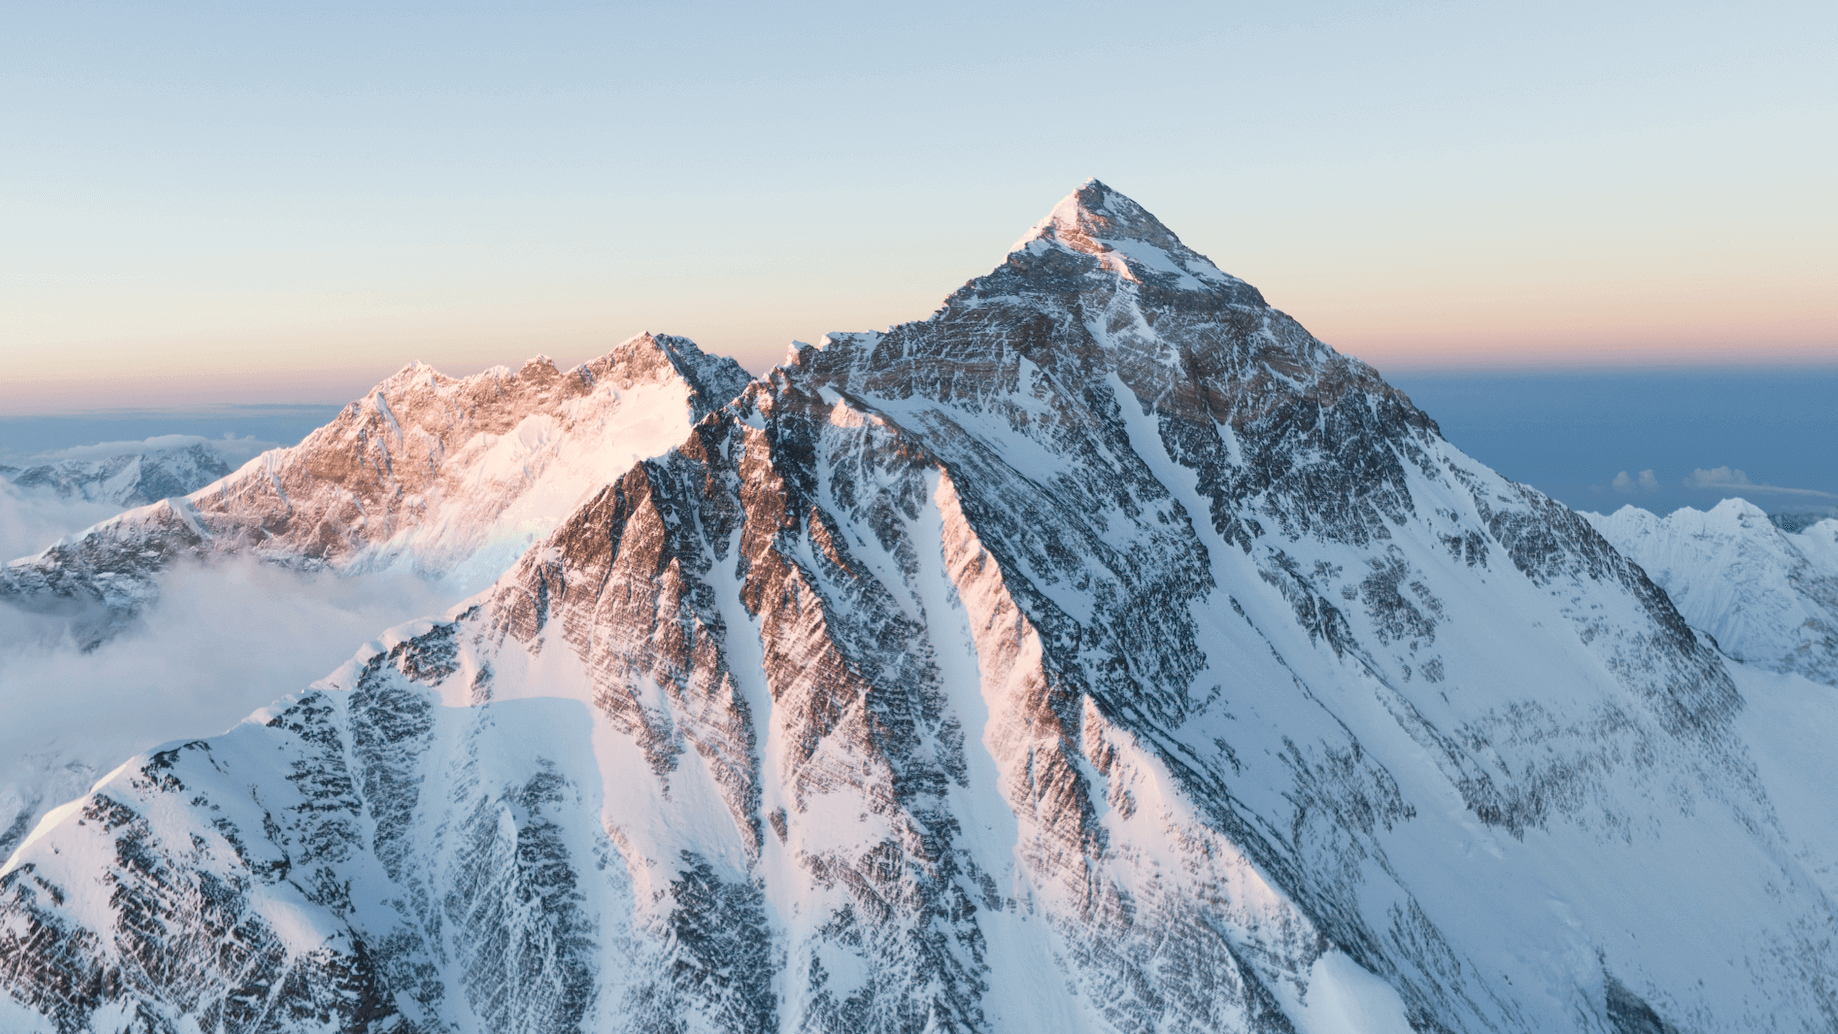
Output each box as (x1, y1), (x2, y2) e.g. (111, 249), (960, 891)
(3, 0), (1834, 411)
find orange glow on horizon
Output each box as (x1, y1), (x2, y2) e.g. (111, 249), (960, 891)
(3, 257), (1832, 414)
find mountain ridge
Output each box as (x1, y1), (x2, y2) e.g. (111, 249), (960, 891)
(0, 436), (271, 510)
(0, 333), (752, 641)
(3, 183), (1833, 1034)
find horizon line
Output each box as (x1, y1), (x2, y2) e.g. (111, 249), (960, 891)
(6, 355), (1838, 418)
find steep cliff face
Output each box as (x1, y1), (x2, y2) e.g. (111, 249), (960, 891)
(6, 183), (1836, 1034)
(1589, 500), (1838, 687)
(0, 335), (752, 630)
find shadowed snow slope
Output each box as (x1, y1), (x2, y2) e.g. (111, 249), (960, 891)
(1588, 499), (1838, 687)
(0, 335), (752, 640)
(4, 182), (1835, 1034)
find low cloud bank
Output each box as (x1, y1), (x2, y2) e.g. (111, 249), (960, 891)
(0, 480), (122, 562)
(24, 433), (276, 466)
(1684, 466), (1838, 500)
(0, 557), (462, 856)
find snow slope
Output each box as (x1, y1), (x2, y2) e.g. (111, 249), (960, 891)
(1588, 499), (1838, 686)
(4, 182), (1834, 1034)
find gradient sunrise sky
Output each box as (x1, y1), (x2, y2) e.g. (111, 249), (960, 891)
(3, 0), (1833, 413)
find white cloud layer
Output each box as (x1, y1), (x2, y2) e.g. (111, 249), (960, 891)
(0, 480), (122, 562)
(1684, 466), (1838, 499)
(0, 556), (461, 855)
(23, 433), (276, 466)
(1611, 469), (1661, 493)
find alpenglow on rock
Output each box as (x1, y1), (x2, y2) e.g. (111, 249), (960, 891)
(0, 334), (752, 638)
(4, 181), (1836, 1034)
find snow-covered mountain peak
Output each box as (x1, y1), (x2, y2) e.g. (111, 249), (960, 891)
(9, 185), (1838, 1034)
(1804, 516), (1838, 551)
(1698, 496), (1771, 526)
(1017, 178), (1173, 253)
(1599, 497), (1777, 539)
(1005, 179), (1261, 299)
(811, 184), (1404, 462)
(0, 435), (273, 511)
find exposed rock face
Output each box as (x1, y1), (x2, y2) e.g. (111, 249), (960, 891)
(1588, 499), (1838, 687)
(6, 182), (1836, 1033)
(0, 335), (752, 635)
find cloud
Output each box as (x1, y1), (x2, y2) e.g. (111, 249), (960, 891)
(1610, 469), (1661, 494)
(1683, 467), (1838, 499)
(0, 480), (122, 563)
(0, 557), (462, 856)
(1684, 465), (1752, 488)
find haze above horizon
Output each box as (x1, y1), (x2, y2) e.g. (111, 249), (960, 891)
(3, 0), (1833, 413)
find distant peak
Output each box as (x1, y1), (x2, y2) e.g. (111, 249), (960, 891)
(613, 331), (700, 361)
(611, 331), (703, 374)
(1007, 181), (1259, 299)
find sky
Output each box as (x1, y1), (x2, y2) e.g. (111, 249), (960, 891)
(3, 0), (1834, 414)
(1388, 368), (1838, 516)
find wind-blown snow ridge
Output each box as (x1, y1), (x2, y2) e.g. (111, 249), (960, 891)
(0, 333), (753, 642)
(4, 184), (1836, 1034)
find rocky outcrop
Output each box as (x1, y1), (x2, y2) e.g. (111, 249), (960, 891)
(0, 668), (633, 1034)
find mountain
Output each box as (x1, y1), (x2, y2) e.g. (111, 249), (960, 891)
(4, 181), (1835, 1034)
(0, 334), (749, 877)
(1587, 499), (1838, 687)
(0, 436), (273, 510)
(1770, 509), (1838, 534)
(0, 335), (752, 641)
